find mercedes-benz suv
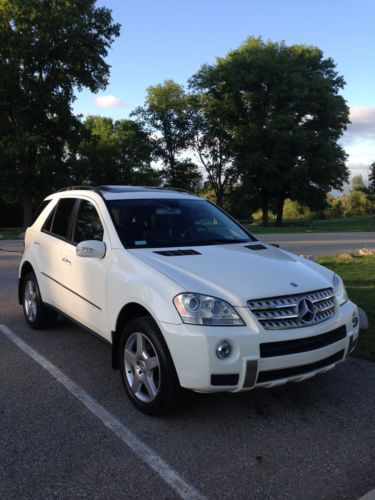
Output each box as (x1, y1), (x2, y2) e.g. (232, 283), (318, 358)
(19, 186), (360, 414)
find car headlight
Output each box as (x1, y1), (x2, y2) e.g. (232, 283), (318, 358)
(173, 293), (244, 326)
(333, 274), (348, 306)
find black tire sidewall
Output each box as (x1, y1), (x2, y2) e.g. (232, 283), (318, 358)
(119, 316), (179, 415)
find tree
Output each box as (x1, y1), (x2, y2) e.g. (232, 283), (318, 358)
(74, 116), (159, 186)
(349, 191), (369, 216)
(351, 175), (365, 192)
(0, 0), (120, 227)
(361, 162), (375, 214)
(192, 37), (350, 225)
(160, 159), (202, 192)
(187, 89), (236, 206)
(131, 80), (200, 189)
(369, 163), (375, 193)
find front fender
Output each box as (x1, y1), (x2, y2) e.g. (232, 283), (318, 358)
(107, 249), (184, 334)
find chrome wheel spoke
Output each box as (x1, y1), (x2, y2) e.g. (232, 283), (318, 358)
(143, 375), (157, 399)
(124, 348), (137, 368)
(131, 376), (142, 394)
(144, 356), (159, 371)
(136, 333), (146, 357)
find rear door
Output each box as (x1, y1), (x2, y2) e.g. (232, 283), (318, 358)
(37, 198), (76, 309)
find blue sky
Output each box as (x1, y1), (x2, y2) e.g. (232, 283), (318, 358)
(74, 0), (375, 180)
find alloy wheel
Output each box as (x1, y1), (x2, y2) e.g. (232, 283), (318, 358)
(124, 332), (161, 403)
(24, 280), (38, 322)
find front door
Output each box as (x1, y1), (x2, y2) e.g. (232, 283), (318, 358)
(60, 198), (110, 339)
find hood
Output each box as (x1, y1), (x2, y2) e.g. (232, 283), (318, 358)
(128, 243), (334, 306)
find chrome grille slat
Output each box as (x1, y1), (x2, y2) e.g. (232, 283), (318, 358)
(312, 294), (334, 304)
(248, 288), (335, 330)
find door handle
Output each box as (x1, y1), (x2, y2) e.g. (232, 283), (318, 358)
(62, 257), (71, 264)
(34, 241), (40, 246)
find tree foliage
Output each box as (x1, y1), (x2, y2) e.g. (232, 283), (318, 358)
(187, 88), (236, 206)
(361, 162), (375, 213)
(192, 37), (350, 225)
(369, 163), (375, 193)
(72, 116), (159, 186)
(131, 80), (201, 190)
(0, 0), (120, 226)
(351, 175), (365, 192)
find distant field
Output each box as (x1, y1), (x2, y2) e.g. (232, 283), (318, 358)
(245, 216), (375, 234)
(317, 255), (375, 362)
(0, 228), (22, 240)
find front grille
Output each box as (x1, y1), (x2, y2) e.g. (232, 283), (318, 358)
(248, 288), (335, 330)
(256, 350), (344, 383)
(260, 325), (346, 358)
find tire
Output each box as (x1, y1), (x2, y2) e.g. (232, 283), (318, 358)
(22, 271), (58, 329)
(119, 316), (180, 415)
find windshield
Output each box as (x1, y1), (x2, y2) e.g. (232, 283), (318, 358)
(108, 198), (256, 249)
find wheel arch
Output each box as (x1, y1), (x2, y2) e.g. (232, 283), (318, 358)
(112, 302), (155, 370)
(18, 261), (35, 304)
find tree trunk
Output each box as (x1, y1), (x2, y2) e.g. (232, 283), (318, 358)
(275, 194), (285, 227)
(23, 196), (33, 229)
(215, 186), (224, 207)
(261, 192), (269, 226)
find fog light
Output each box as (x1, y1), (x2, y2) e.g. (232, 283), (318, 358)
(216, 340), (232, 359)
(352, 314), (359, 328)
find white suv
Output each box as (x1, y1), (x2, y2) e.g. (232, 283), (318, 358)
(19, 186), (360, 414)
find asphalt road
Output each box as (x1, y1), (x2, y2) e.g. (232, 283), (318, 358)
(0, 240), (375, 499)
(256, 231), (375, 256)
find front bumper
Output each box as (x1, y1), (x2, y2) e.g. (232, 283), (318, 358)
(160, 299), (359, 392)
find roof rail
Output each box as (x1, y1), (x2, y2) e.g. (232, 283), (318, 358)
(152, 186), (195, 196)
(56, 184), (196, 196)
(56, 185), (100, 193)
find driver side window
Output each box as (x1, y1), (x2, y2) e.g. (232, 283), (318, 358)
(73, 200), (104, 244)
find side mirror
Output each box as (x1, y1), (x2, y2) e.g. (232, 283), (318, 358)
(76, 240), (106, 259)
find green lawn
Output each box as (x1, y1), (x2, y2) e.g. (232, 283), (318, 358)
(317, 255), (375, 362)
(0, 227), (23, 240)
(246, 215), (375, 234)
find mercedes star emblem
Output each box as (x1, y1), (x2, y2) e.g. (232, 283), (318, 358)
(298, 298), (315, 323)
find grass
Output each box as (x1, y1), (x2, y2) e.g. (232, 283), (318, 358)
(0, 227), (23, 240)
(317, 254), (375, 362)
(245, 215), (375, 234)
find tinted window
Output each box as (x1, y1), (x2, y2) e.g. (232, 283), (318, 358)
(73, 200), (104, 243)
(43, 198), (76, 239)
(41, 204), (56, 232)
(31, 200), (52, 225)
(108, 198), (255, 248)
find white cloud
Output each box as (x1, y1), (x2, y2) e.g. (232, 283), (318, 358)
(347, 163), (371, 182)
(341, 106), (375, 179)
(344, 106), (375, 143)
(94, 95), (125, 109)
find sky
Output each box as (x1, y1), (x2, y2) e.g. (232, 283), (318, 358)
(73, 0), (375, 182)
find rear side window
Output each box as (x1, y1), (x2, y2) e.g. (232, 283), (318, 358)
(31, 200), (52, 225)
(73, 200), (104, 243)
(42, 198), (76, 240)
